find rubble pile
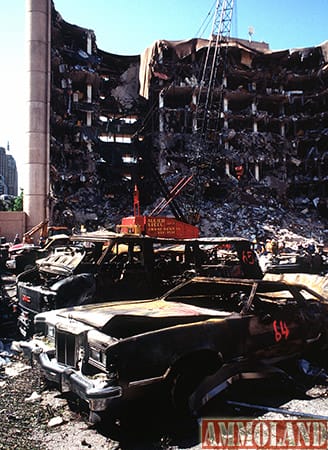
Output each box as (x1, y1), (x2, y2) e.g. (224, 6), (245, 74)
(198, 185), (327, 246)
(144, 170), (327, 249)
(48, 3), (327, 248)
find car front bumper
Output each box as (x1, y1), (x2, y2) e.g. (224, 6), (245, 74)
(20, 340), (123, 415)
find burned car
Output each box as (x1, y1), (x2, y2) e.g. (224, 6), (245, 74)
(23, 276), (328, 425)
(6, 234), (70, 275)
(264, 250), (328, 275)
(16, 233), (262, 336)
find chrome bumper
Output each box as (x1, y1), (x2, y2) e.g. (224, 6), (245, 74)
(20, 340), (122, 414)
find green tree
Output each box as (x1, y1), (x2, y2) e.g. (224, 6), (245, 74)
(12, 189), (23, 211)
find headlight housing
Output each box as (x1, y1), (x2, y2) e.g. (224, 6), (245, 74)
(89, 347), (107, 366)
(47, 324), (56, 340)
(87, 330), (119, 370)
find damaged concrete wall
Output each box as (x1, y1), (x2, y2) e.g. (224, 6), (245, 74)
(49, 2), (327, 245)
(50, 3), (143, 230)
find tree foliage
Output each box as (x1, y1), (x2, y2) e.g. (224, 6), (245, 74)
(12, 189), (23, 211)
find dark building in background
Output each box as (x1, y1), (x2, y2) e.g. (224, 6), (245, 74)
(0, 145), (18, 196)
(49, 2), (327, 233)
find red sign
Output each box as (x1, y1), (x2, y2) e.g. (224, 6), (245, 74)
(201, 419), (328, 449)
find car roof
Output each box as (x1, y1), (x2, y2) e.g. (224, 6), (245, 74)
(182, 276), (322, 293)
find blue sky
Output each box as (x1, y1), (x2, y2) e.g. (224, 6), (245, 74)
(1, 0), (328, 187)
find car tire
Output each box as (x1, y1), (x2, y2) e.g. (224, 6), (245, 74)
(170, 368), (208, 416)
(169, 353), (222, 417)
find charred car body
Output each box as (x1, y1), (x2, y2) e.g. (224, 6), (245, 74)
(264, 250), (328, 275)
(16, 233), (262, 336)
(6, 234), (71, 275)
(23, 276), (328, 424)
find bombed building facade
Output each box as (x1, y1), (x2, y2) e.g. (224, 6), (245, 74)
(49, 3), (327, 240)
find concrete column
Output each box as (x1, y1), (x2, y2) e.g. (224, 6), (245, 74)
(223, 97), (229, 112)
(159, 90), (164, 132)
(255, 162), (260, 181)
(86, 84), (92, 126)
(24, 0), (51, 230)
(281, 123), (285, 137)
(251, 101), (257, 114)
(192, 93), (197, 132)
(280, 104), (285, 137)
(86, 32), (93, 126)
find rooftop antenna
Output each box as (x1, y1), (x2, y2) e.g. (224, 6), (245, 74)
(248, 26), (254, 42)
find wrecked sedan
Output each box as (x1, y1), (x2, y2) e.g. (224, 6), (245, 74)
(6, 234), (70, 275)
(16, 233), (262, 336)
(23, 276), (328, 424)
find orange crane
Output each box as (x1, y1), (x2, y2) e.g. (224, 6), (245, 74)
(118, 182), (199, 238)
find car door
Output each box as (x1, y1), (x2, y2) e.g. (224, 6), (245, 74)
(290, 286), (326, 348)
(242, 282), (314, 361)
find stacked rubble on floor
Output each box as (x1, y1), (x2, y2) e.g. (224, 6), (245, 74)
(49, 2), (327, 248)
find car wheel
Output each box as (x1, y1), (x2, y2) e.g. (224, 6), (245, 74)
(170, 353), (222, 417)
(170, 369), (207, 416)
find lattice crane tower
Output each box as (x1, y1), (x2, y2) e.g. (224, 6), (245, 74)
(195, 0), (234, 139)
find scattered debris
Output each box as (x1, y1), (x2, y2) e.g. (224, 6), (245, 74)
(25, 391), (42, 403)
(4, 360), (31, 378)
(47, 416), (64, 428)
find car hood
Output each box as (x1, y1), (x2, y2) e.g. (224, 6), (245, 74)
(36, 247), (85, 275)
(56, 299), (231, 334)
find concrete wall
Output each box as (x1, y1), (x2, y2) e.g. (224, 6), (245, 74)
(0, 212), (26, 243)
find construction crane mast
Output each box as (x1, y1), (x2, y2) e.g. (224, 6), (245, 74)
(191, 0), (234, 218)
(195, 0), (234, 141)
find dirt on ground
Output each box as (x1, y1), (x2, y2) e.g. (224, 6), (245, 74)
(0, 355), (112, 450)
(2, 352), (328, 450)
(0, 353), (203, 450)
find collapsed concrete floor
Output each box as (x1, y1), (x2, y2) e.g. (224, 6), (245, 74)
(49, 2), (327, 248)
